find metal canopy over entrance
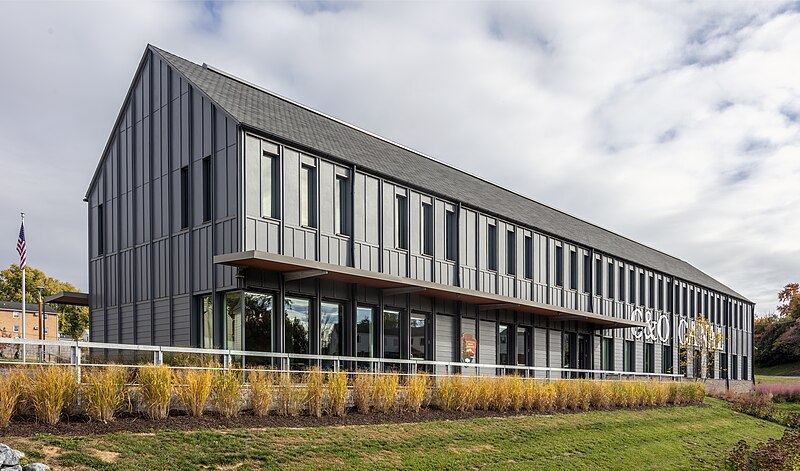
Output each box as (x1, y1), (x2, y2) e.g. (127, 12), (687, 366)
(215, 250), (645, 330)
(44, 291), (89, 307)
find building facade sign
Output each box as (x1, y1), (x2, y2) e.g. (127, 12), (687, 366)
(631, 308), (670, 343)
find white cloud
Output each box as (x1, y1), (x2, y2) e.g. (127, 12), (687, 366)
(0, 0), (797, 314)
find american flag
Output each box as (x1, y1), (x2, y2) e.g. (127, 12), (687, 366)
(17, 221), (27, 270)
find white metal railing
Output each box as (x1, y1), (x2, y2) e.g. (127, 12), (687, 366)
(0, 337), (685, 382)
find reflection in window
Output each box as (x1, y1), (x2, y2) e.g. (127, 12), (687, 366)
(225, 292), (242, 351)
(245, 293), (273, 354)
(300, 165), (317, 228)
(383, 309), (401, 360)
(487, 223), (498, 271)
(410, 314), (427, 360)
(517, 327), (530, 366)
(602, 338), (613, 371)
(320, 302), (342, 356)
(356, 306), (374, 358)
(498, 324), (510, 365)
(422, 203), (433, 256)
(285, 297), (310, 355)
(201, 295), (213, 349)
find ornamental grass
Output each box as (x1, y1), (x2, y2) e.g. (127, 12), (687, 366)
(326, 370), (349, 417)
(26, 366), (79, 425)
(213, 369), (242, 418)
(137, 364), (172, 420)
(82, 366), (129, 422)
(373, 373), (400, 413)
(248, 368), (276, 416)
(352, 372), (373, 414)
(0, 369), (24, 427)
(175, 367), (213, 417)
(404, 374), (428, 414)
(304, 367), (324, 418)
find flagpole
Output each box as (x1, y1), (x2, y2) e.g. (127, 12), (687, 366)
(21, 212), (26, 362)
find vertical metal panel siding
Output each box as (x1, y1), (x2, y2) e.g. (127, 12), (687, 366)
(478, 320), (497, 370)
(87, 52), (241, 346)
(435, 314), (454, 364)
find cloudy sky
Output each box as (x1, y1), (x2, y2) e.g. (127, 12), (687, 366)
(0, 1), (798, 314)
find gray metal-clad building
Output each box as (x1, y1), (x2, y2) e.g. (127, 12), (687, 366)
(84, 45), (754, 384)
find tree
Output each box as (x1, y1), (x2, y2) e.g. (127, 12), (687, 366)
(0, 264), (89, 340)
(679, 313), (723, 380)
(754, 283), (800, 367)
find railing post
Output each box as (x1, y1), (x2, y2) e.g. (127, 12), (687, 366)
(154, 348), (163, 366)
(72, 343), (82, 384)
(224, 352), (232, 371)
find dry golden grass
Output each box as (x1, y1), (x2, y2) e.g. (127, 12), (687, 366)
(373, 373), (400, 413)
(249, 368), (275, 416)
(353, 372), (373, 414)
(0, 369), (24, 427)
(275, 373), (304, 416)
(404, 374), (428, 414)
(326, 370), (349, 417)
(175, 368), (213, 417)
(305, 367), (324, 418)
(213, 369), (242, 418)
(137, 364), (172, 420)
(26, 366), (78, 425)
(82, 366), (129, 423)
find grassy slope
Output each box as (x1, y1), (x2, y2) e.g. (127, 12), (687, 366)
(756, 375), (800, 385)
(4, 399), (783, 471)
(755, 361), (800, 377)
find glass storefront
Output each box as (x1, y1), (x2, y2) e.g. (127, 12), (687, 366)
(201, 295), (213, 349)
(245, 293), (273, 355)
(225, 292), (242, 351)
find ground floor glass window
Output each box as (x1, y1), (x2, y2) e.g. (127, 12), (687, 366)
(662, 345), (673, 374)
(244, 293), (273, 362)
(201, 295), (213, 349)
(285, 297), (310, 358)
(225, 292), (243, 351)
(320, 302), (342, 357)
(498, 324), (511, 365)
(624, 340), (635, 372)
(602, 338), (613, 371)
(357, 306), (375, 358)
(410, 313), (427, 360)
(383, 309), (401, 360)
(644, 343), (655, 373)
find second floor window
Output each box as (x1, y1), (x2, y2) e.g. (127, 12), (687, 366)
(629, 269), (636, 304)
(524, 236), (533, 280)
(97, 203), (105, 255)
(583, 254), (591, 294)
(595, 258), (603, 296)
(180, 166), (189, 229)
(618, 266), (625, 301)
(300, 164), (317, 228)
(555, 245), (564, 287)
(507, 231), (517, 276)
(639, 272), (645, 306)
(607, 262), (614, 300)
(260, 150), (279, 219)
(335, 175), (350, 236)
(569, 250), (577, 289)
(487, 223), (498, 271)
(422, 202), (433, 256)
(396, 194), (408, 250)
(202, 157), (211, 222)
(445, 210), (457, 261)
(648, 275), (655, 309)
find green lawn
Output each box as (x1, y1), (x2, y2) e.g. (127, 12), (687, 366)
(773, 402), (800, 413)
(3, 398), (784, 470)
(755, 375), (800, 385)
(755, 362), (800, 377)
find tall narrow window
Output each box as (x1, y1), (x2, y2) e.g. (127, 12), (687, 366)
(383, 309), (401, 360)
(508, 231), (517, 276)
(607, 262), (614, 300)
(320, 302), (343, 356)
(624, 340), (635, 372)
(618, 266), (625, 301)
(555, 245), (564, 287)
(300, 165), (317, 228)
(180, 166), (189, 229)
(639, 272), (645, 306)
(285, 297), (310, 356)
(524, 236), (533, 280)
(244, 292), (273, 363)
(356, 306), (375, 358)
(260, 150), (279, 219)
(487, 223), (498, 271)
(200, 295), (213, 349)
(97, 203), (105, 256)
(583, 254), (591, 294)
(445, 210), (457, 261)
(569, 250), (577, 289)
(335, 176), (350, 235)
(396, 194), (408, 250)
(602, 338), (613, 371)
(410, 313), (428, 360)
(645, 343), (655, 373)
(628, 269), (636, 304)
(648, 275), (655, 309)
(667, 280), (673, 312)
(595, 258), (603, 296)
(422, 202), (433, 256)
(202, 156), (211, 222)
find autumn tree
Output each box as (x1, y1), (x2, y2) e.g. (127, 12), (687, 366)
(679, 314), (723, 379)
(754, 283), (800, 367)
(0, 264), (88, 340)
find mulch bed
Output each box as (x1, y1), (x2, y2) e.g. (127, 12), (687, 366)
(1, 404), (700, 437)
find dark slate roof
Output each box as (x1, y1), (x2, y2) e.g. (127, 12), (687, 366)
(150, 45), (749, 302)
(0, 301), (58, 314)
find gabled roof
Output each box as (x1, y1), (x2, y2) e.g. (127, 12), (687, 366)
(0, 301), (58, 314)
(140, 45), (749, 302)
